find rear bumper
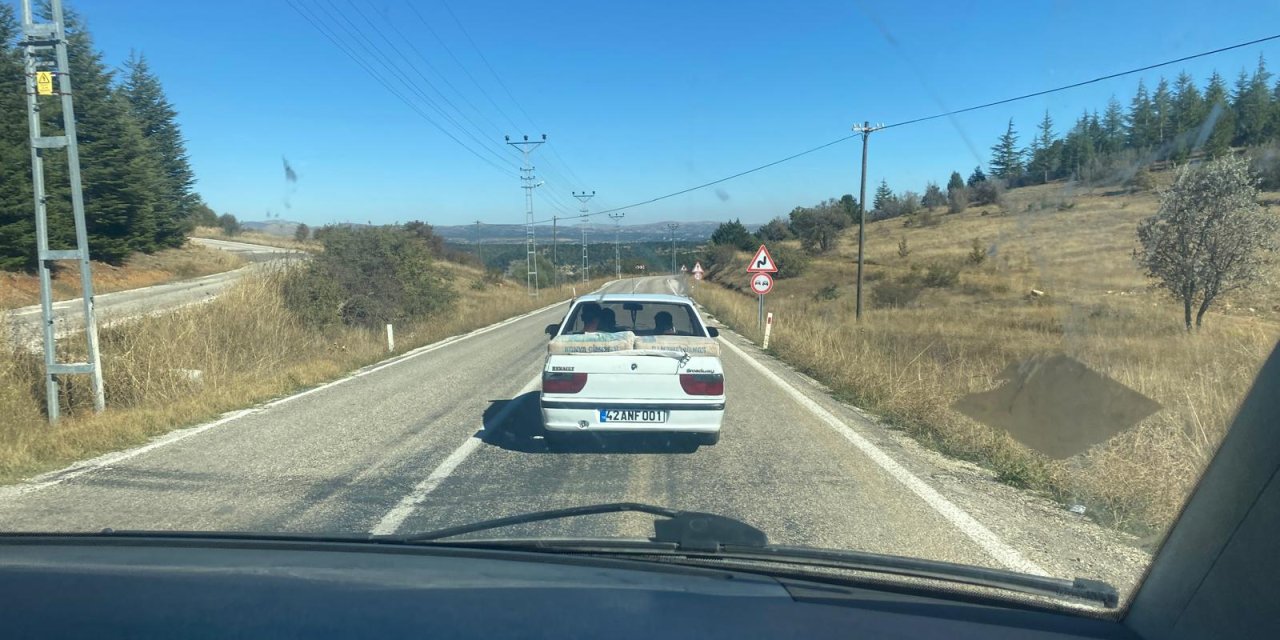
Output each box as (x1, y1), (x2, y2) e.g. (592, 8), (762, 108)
(540, 398), (724, 433)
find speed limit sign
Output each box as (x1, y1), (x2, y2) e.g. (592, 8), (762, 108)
(750, 272), (773, 295)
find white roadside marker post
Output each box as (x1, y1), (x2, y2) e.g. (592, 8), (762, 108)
(386, 324), (395, 353)
(762, 312), (774, 349)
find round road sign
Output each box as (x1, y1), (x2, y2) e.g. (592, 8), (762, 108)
(750, 272), (774, 295)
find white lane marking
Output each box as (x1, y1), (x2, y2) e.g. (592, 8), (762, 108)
(0, 299), (570, 502)
(717, 336), (1049, 577)
(370, 374), (543, 536)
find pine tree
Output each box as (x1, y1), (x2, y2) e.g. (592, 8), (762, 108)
(0, 5), (36, 270)
(1152, 77), (1172, 146)
(123, 51), (195, 249)
(1101, 96), (1126, 154)
(1127, 79), (1155, 148)
(1230, 68), (1252, 146)
(1026, 110), (1057, 183)
(1170, 71), (1205, 161)
(40, 8), (164, 263)
(966, 166), (986, 187)
(1234, 55), (1274, 146)
(989, 119), (1023, 181)
(1203, 71), (1236, 157)
(947, 171), (965, 192)
(872, 179), (895, 213)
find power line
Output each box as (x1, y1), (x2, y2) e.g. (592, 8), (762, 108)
(880, 32), (1280, 131)
(325, 0), (519, 171)
(286, 0), (516, 177)
(532, 31), (1280, 224)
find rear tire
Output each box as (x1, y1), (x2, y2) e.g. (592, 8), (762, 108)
(696, 431), (721, 446)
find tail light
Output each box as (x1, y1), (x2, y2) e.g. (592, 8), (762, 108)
(680, 373), (724, 396)
(543, 371), (588, 394)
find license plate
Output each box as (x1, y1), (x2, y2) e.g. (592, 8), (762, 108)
(599, 409), (668, 423)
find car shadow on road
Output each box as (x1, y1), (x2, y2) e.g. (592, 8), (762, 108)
(481, 392), (701, 455)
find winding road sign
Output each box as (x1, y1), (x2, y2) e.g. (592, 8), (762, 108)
(747, 244), (777, 273)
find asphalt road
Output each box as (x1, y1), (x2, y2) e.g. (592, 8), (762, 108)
(6, 238), (296, 346)
(0, 276), (1146, 590)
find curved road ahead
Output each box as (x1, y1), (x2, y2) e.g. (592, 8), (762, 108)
(0, 276), (1147, 594)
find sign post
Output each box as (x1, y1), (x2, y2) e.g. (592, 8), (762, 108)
(747, 245), (777, 334)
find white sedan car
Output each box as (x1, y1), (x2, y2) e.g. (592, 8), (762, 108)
(540, 294), (725, 446)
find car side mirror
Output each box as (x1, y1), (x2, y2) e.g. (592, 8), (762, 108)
(545, 323), (560, 338)
(707, 327), (719, 338)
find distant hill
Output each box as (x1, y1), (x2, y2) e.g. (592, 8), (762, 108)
(233, 219), (759, 244)
(434, 220), (760, 244)
(240, 220), (303, 237)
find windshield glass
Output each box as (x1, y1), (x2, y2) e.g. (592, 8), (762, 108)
(562, 301), (705, 336)
(1, 0), (1278, 615)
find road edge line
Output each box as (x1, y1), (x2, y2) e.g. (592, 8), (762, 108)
(716, 334), (1049, 577)
(0, 298), (569, 502)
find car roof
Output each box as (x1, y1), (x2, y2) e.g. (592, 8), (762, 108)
(572, 293), (692, 305)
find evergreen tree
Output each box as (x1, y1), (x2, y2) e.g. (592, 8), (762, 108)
(947, 171), (965, 193)
(123, 51), (195, 248)
(1026, 110), (1057, 183)
(872, 179), (895, 213)
(0, 5), (36, 270)
(1171, 71), (1205, 161)
(966, 166), (986, 187)
(1101, 96), (1126, 154)
(1233, 55), (1274, 146)
(989, 119), (1023, 181)
(1203, 71), (1236, 157)
(1127, 79), (1155, 148)
(40, 7), (163, 263)
(1152, 77), (1172, 146)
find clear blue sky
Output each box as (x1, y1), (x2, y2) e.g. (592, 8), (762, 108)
(62, 0), (1280, 227)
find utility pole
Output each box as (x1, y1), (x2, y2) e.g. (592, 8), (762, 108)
(852, 121), (884, 321)
(21, 0), (105, 422)
(506, 134), (546, 296)
(608, 212), (625, 280)
(667, 223), (680, 275)
(573, 191), (595, 284)
(551, 215), (558, 289)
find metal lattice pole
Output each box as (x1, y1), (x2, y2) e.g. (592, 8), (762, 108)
(572, 191), (595, 284)
(667, 223), (680, 275)
(506, 134), (546, 296)
(22, 0), (105, 422)
(608, 212), (625, 280)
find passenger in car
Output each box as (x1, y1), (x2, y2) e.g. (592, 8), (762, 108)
(578, 303), (602, 333)
(600, 308), (618, 332)
(654, 311), (677, 335)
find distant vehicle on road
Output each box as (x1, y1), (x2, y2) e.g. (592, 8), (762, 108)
(541, 294), (724, 446)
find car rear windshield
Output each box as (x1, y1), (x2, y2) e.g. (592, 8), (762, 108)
(563, 301), (706, 337)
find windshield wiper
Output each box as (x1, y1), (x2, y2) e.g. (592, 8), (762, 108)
(389, 502), (1118, 608)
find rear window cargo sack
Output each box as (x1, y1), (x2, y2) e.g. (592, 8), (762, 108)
(632, 335), (721, 357)
(549, 332), (721, 357)
(547, 331), (637, 354)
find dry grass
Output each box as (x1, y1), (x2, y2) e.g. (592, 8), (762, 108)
(695, 182), (1280, 535)
(0, 264), (606, 483)
(193, 227), (321, 253)
(0, 243), (245, 310)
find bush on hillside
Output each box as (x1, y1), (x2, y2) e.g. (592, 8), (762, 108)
(282, 226), (455, 328)
(771, 244), (809, 279)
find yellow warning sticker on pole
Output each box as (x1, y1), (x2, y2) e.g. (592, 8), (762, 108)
(35, 71), (54, 96)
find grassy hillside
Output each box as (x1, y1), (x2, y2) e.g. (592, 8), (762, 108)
(0, 243), (245, 310)
(694, 181), (1280, 536)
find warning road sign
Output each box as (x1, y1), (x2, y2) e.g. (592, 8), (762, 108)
(35, 71), (53, 96)
(750, 272), (774, 295)
(746, 244), (777, 273)
(680, 264), (688, 272)
(692, 261), (704, 275)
